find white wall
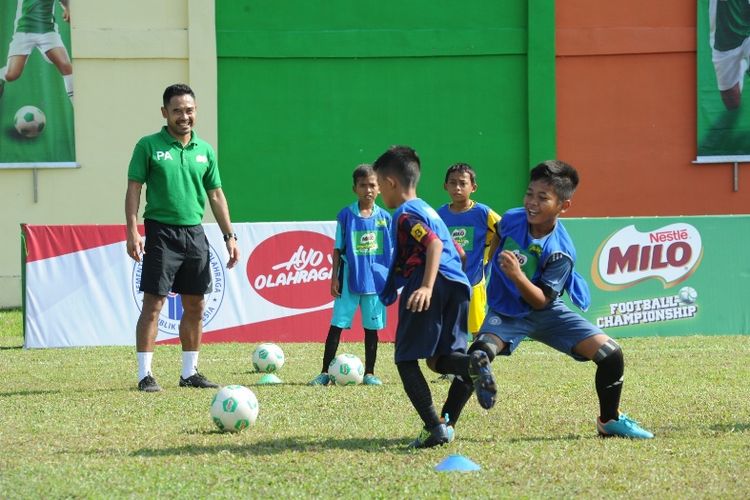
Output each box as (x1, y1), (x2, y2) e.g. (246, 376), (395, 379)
(0, 0), (217, 308)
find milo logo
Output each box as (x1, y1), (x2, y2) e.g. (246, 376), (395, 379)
(592, 223), (703, 291)
(449, 226), (474, 251)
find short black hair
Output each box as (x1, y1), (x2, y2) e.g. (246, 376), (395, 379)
(372, 145), (421, 188)
(444, 162), (476, 184)
(352, 164), (375, 185)
(529, 160), (579, 201)
(163, 83), (195, 107)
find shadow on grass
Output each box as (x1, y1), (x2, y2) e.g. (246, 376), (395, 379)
(0, 345), (23, 350)
(0, 389), (62, 397)
(503, 434), (584, 444)
(132, 435), (410, 457)
(710, 423), (750, 433)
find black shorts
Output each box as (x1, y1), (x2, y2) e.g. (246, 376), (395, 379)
(139, 219), (212, 296)
(394, 268), (470, 363)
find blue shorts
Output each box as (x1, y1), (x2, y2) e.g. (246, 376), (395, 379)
(479, 300), (600, 361)
(330, 266), (386, 330)
(394, 269), (469, 363)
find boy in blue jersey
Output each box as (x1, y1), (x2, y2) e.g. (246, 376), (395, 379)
(308, 165), (392, 386)
(438, 163), (501, 338)
(441, 160), (654, 439)
(373, 145), (497, 448)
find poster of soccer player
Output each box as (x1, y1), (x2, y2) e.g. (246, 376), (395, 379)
(697, 0), (750, 159)
(0, 0), (75, 167)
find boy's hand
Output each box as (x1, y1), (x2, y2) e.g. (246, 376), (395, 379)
(406, 286), (432, 312)
(330, 280), (341, 298)
(498, 250), (522, 279)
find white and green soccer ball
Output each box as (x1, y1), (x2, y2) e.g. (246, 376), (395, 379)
(328, 353), (365, 386)
(210, 385), (259, 432)
(252, 343), (285, 373)
(678, 286), (698, 304)
(14, 105), (46, 139)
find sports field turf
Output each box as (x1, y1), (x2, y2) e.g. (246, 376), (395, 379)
(1, 309), (748, 498)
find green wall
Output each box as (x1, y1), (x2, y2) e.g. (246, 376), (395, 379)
(216, 0), (555, 222)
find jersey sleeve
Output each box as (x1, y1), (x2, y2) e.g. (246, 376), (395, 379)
(487, 209), (501, 236)
(127, 140), (149, 184)
(398, 212), (439, 248)
(334, 220), (345, 250)
(202, 146), (222, 191)
(538, 252), (573, 300)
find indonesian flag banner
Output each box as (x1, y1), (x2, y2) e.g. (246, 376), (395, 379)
(22, 222), (397, 348)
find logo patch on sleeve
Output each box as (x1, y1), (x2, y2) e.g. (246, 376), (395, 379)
(410, 223), (428, 242)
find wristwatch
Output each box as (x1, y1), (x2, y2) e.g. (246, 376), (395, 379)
(223, 232), (237, 242)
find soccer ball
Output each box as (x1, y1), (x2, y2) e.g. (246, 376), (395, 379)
(678, 286), (698, 304)
(14, 105), (46, 138)
(210, 385), (259, 432)
(328, 353), (365, 386)
(252, 343), (285, 373)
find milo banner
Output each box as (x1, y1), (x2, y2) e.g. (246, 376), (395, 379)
(0, 0), (75, 167)
(564, 215), (749, 336)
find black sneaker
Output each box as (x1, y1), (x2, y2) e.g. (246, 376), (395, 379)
(408, 423), (450, 449)
(179, 371), (219, 388)
(138, 374), (162, 392)
(469, 350), (497, 410)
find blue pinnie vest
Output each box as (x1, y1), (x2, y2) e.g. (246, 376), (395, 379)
(337, 203), (392, 294)
(437, 201), (496, 286)
(378, 199), (471, 306)
(487, 207), (591, 317)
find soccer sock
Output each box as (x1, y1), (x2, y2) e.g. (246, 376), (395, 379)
(137, 351), (153, 381)
(433, 352), (471, 381)
(595, 348), (624, 422)
(321, 325), (343, 373)
(469, 340), (497, 363)
(181, 351), (199, 379)
(440, 378), (475, 427)
(396, 360), (441, 429)
(363, 328), (378, 374)
(63, 74), (73, 101)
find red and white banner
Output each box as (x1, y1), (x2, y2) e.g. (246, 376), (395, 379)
(22, 223), (397, 348)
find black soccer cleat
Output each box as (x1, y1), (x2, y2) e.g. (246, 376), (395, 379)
(469, 350), (497, 410)
(179, 371), (219, 388)
(408, 423), (451, 449)
(138, 374), (162, 392)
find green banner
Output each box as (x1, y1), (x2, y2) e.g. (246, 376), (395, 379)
(0, 0), (75, 167)
(562, 216), (749, 336)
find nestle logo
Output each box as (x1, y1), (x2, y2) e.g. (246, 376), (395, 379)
(648, 229), (688, 243)
(592, 223), (703, 291)
(246, 231), (334, 309)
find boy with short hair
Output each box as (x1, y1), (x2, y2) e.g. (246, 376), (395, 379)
(438, 163), (501, 338)
(373, 145), (497, 448)
(308, 165), (392, 386)
(441, 160), (654, 439)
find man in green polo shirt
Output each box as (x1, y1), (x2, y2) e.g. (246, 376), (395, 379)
(710, 0), (750, 109)
(125, 83), (240, 392)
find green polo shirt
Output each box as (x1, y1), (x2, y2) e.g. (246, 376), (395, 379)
(127, 127), (222, 226)
(714, 0), (750, 52)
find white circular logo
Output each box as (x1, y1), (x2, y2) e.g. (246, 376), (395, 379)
(131, 243), (226, 337)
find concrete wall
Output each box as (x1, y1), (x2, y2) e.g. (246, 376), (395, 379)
(0, 0), (217, 307)
(556, 1), (750, 217)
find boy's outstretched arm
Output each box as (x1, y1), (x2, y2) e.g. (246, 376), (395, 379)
(406, 238), (442, 313)
(497, 249), (548, 309)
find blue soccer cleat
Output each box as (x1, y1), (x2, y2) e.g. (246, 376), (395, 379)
(362, 374), (383, 386)
(597, 413), (654, 439)
(469, 350), (497, 409)
(308, 373), (331, 386)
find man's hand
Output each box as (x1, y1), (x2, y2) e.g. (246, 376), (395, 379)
(126, 233), (144, 263)
(225, 240), (239, 269)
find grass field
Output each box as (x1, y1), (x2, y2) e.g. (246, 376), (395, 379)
(1, 308), (748, 498)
